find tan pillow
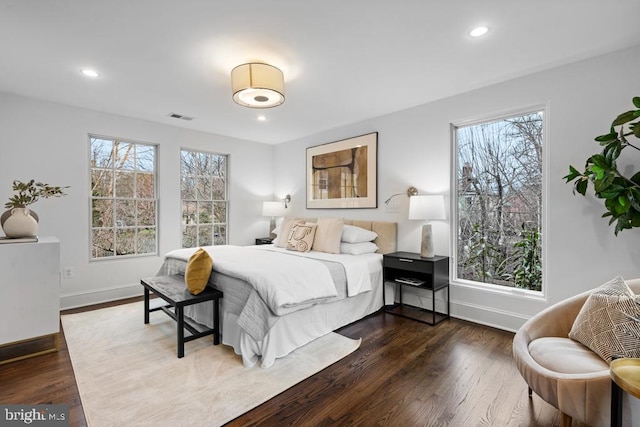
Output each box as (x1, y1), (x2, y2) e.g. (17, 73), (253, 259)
(568, 276), (640, 362)
(286, 223), (317, 252)
(274, 217), (303, 247)
(184, 248), (213, 295)
(312, 218), (344, 254)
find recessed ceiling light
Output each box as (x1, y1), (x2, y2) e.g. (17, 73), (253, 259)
(469, 26), (489, 38)
(81, 69), (100, 78)
(257, 115), (267, 122)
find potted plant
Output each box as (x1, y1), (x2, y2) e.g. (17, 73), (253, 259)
(2, 179), (68, 238)
(564, 96), (640, 235)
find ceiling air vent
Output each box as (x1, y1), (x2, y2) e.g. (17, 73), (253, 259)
(168, 112), (194, 121)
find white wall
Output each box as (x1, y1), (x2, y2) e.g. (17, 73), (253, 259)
(0, 93), (274, 309)
(273, 44), (640, 331)
(2, 45), (639, 327)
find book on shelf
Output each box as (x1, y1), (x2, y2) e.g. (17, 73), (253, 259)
(0, 236), (38, 244)
(395, 277), (425, 286)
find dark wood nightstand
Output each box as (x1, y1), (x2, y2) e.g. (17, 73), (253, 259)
(383, 251), (450, 325)
(255, 237), (274, 245)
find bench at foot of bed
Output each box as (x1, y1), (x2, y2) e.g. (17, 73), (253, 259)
(140, 274), (223, 358)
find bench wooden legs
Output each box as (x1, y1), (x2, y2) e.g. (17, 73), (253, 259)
(143, 289), (221, 358)
(141, 276), (223, 358)
(213, 297), (220, 345)
(144, 287), (150, 324)
(176, 306), (185, 358)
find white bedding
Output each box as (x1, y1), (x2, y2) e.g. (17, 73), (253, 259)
(253, 245), (373, 296)
(157, 246), (384, 368)
(163, 245), (340, 315)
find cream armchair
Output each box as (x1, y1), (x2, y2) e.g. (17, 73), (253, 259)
(513, 278), (640, 427)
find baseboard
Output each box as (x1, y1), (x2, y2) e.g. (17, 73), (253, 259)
(450, 299), (528, 333)
(0, 333), (59, 365)
(61, 283), (142, 310)
(64, 283), (531, 332)
(397, 290), (528, 333)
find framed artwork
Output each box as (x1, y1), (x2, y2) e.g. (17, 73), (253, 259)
(306, 132), (377, 209)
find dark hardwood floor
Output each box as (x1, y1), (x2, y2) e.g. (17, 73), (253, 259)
(0, 299), (585, 426)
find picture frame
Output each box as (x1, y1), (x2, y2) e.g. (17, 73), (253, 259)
(306, 132), (377, 209)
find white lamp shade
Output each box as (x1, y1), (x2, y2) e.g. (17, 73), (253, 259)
(408, 195), (446, 220)
(262, 201), (285, 217)
(231, 63), (285, 108)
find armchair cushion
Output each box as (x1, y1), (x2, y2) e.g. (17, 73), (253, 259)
(529, 337), (608, 374)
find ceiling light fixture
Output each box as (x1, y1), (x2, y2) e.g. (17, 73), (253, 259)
(469, 26), (489, 37)
(81, 68), (100, 78)
(231, 63), (285, 108)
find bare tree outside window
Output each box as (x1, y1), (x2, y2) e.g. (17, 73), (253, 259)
(181, 149), (228, 247)
(454, 110), (543, 291)
(90, 136), (157, 259)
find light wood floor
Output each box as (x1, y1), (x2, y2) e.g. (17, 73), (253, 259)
(0, 298), (587, 426)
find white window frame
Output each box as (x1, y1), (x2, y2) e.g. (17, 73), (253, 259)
(450, 104), (549, 298)
(180, 148), (229, 248)
(89, 135), (158, 260)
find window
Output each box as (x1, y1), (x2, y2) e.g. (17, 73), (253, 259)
(90, 136), (157, 259)
(453, 109), (544, 291)
(180, 149), (228, 247)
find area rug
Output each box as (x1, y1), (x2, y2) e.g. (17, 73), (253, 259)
(61, 301), (360, 426)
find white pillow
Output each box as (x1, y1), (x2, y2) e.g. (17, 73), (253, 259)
(341, 225), (377, 243)
(340, 241), (379, 255)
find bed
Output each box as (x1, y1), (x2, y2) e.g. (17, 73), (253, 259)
(157, 219), (396, 368)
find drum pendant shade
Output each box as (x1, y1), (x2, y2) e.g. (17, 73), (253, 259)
(231, 63), (285, 108)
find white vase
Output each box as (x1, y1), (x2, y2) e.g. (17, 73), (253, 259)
(2, 207), (39, 238)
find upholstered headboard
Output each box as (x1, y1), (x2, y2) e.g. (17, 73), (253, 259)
(301, 218), (397, 254)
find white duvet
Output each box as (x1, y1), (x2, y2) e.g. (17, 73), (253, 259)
(254, 245), (372, 296)
(164, 245), (341, 315)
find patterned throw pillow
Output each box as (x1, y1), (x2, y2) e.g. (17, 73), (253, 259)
(569, 276), (640, 362)
(286, 223), (317, 253)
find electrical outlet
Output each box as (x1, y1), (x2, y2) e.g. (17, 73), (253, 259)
(63, 267), (75, 279)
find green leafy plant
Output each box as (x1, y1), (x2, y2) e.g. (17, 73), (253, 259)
(564, 96), (640, 235)
(5, 179), (68, 209)
(512, 224), (542, 291)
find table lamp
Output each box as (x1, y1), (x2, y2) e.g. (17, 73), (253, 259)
(262, 201), (285, 239)
(408, 194), (446, 258)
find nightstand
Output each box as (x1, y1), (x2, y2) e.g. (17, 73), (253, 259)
(255, 237), (274, 245)
(383, 251), (450, 325)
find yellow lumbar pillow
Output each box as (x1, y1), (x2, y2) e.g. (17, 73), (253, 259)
(184, 248), (213, 295)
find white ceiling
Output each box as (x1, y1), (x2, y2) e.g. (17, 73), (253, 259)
(1, 1), (639, 145)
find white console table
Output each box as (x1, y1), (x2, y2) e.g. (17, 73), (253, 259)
(0, 236), (60, 363)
